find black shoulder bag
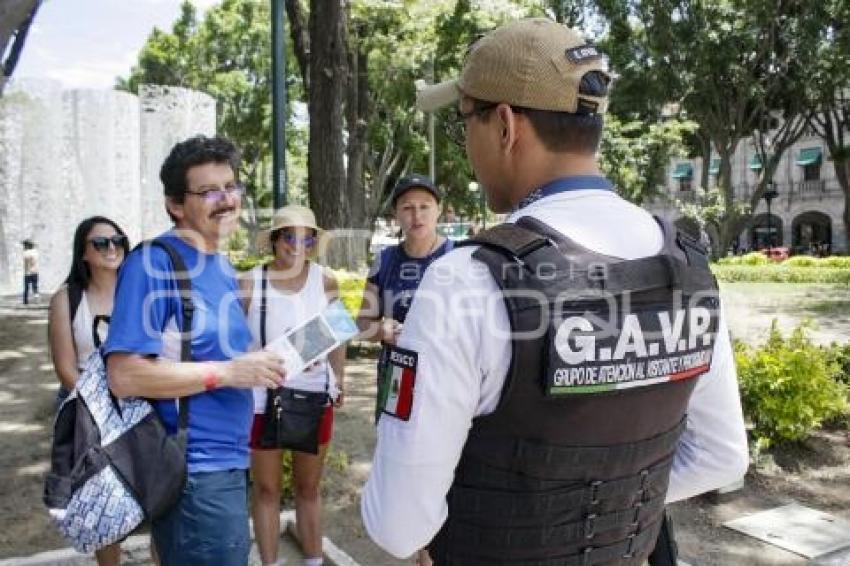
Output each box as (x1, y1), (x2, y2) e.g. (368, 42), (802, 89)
(112, 239), (192, 519)
(44, 239), (192, 525)
(258, 264), (330, 454)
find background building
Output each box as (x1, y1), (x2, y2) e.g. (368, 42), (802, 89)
(646, 129), (847, 255)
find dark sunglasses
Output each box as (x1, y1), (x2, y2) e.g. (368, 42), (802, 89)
(88, 235), (127, 252)
(277, 231), (316, 247)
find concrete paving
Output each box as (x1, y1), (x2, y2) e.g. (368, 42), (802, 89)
(0, 512), (361, 566)
(724, 503), (850, 559)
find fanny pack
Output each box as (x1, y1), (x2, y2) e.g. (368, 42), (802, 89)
(257, 264), (329, 454)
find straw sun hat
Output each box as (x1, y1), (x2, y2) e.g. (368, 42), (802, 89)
(257, 204), (330, 256)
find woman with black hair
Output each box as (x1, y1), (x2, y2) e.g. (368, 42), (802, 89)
(47, 216), (129, 566)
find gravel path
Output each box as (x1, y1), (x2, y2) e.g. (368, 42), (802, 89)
(1, 286), (848, 565)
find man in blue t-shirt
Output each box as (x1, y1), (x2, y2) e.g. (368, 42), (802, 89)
(105, 135), (284, 566)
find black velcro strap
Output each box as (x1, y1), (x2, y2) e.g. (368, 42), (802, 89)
(146, 240), (193, 435)
(450, 456), (673, 525)
(605, 255), (682, 293)
(465, 419), (685, 480)
(450, 493), (665, 549)
(522, 525), (658, 566)
(459, 223), (552, 260)
(446, 523), (659, 566)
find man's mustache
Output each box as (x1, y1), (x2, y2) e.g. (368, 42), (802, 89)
(209, 206), (237, 218)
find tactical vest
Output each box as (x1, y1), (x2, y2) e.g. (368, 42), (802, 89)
(428, 216), (720, 566)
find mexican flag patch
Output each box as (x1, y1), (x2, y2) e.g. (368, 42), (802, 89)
(378, 345), (418, 421)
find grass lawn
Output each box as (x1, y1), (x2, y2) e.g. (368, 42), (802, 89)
(720, 282), (850, 345)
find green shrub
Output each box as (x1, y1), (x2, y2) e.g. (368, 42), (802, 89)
(335, 272), (366, 317)
(740, 252), (772, 266)
(711, 264), (850, 283)
(225, 228), (249, 252)
(280, 450), (294, 500)
(826, 342), (850, 387)
(783, 256), (818, 267)
(716, 252), (771, 266)
(273, 446), (349, 502)
(820, 256), (850, 268)
(735, 321), (848, 447)
(232, 254), (271, 272)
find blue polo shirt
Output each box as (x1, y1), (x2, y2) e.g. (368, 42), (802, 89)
(368, 240), (454, 323)
(103, 231), (253, 473)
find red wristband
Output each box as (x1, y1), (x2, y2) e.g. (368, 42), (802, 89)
(203, 370), (219, 391)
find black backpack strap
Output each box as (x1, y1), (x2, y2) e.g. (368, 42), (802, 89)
(146, 239), (193, 434)
(260, 264), (268, 348)
(67, 280), (83, 334)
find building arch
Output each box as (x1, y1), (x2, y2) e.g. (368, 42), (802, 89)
(792, 211), (832, 255)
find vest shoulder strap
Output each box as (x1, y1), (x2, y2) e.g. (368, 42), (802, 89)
(458, 223), (552, 260)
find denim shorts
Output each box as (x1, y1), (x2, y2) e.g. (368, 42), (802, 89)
(152, 469), (250, 566)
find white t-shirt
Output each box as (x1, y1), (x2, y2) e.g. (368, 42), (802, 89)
(71, 290), (98, 370)
(246, 263), (337, 413)
(361, 188), (749, 559)
(23, 249), (38, 275)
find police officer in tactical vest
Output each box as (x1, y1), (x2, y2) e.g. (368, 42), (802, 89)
(362, 18), (749, 566)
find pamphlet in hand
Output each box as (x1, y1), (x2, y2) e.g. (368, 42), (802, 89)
(264, 299), (359, 376)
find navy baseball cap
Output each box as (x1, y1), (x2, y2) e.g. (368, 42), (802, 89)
(391, 174), (441, 207)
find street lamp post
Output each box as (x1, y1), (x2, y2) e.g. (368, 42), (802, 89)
(469, 181), (485, 230)
(271, 0), (287, 209)
(763, 181), (779, 249)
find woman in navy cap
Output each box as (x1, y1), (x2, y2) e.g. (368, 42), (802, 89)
(357, 174), (451, 565)
(357, 174), (453, 385)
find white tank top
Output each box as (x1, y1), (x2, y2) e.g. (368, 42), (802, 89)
(247, 262), (337, 413)
(71, 290), (109, 371)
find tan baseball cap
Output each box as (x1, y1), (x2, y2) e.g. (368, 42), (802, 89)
(416, 18), (609, 115)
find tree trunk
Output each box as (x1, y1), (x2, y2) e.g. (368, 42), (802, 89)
(714, 143), (738, 258)
(307, 0), (349, 268)
(285, 0), (310, 92)
(343, 37), (371, 268)
(835, 158), (850, 252)
(811, 102), (850, 253)
(0, 0), (40, 97)
(698, 132), (711, 191)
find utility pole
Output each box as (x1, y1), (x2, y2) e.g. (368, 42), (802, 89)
(428, 56), (436, 183)
(271, 0), (287, 209)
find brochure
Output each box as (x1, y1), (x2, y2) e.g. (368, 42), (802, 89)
(264, 299), (359, 376)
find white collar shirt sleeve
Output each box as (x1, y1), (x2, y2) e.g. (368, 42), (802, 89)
(361, 193), (749, 557)
(665, 306), (749, 502)
(360, 247), (511, 558)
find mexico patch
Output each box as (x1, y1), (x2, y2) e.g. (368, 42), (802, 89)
(378, 346), (417, 421)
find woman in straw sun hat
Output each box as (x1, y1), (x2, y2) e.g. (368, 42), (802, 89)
(239, 204), (344, 566)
